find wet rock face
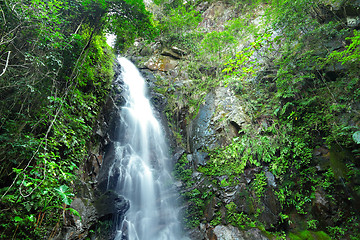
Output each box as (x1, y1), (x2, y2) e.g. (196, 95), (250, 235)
(97, 140), (117, 192)
(188, 91), (217, 152)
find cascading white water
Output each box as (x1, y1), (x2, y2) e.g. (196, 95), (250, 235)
(110, 57), (185, 240)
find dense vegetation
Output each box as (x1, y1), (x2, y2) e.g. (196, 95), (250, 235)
(1, 0), (359, 239)
(144, 0), (360, 239)
(0, 0), (154, 239)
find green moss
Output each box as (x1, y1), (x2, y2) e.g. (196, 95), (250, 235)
(329, 144), (351, 180)
(313, 231), (332, 240)
(289, 230), (331, 240)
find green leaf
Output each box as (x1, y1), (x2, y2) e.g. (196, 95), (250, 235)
(66, 207), (82, 220)
(55, 185), (74, 205)
(27, 215), (35, 222)
(24, 181), (33, 187)
(13, 216), (23, 222)
(352, 131), (360, 144)
(13, 168), (23, 174)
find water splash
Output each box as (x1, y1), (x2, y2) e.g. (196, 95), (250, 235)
(110, 57), (185, 240)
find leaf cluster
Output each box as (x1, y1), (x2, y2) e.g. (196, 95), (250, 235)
(0, 0), (155, 238)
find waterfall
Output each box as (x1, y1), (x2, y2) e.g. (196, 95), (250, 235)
(108, 57), (185, 240)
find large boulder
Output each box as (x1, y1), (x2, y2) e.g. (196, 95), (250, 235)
(94, 191), (130, 220)
(70, 197), (97, 232)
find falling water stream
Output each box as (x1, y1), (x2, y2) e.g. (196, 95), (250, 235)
(109, 57), (185, 240)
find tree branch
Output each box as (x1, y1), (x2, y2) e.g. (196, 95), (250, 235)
(0, 51), (11, 77)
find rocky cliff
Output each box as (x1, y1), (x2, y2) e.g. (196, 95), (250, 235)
(123, 0), (360, 239)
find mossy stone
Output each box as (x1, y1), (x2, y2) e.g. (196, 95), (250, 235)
(289, 230), (331, 240)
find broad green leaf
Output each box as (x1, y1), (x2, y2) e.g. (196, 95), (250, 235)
(67, 207), (82, 220)
(352, 131), (360, 144)
(55, 185), (73, 205)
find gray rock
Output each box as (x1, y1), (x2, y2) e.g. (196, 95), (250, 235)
(96, 142), (116, 192)
(150, 92), (167, 111)
(233, 183), (255, 214)
(243, 228), (270, 240)
(54, 197), (98, 240)
(173, 147), (186, 162)
(265, 170), (276, 187)
(312, 188), (333, 226)
(184, 86), (249, 159)
(192, 150), (209, 166)
(214, 87), (248, 132)
(211, 225), (269, 240)
(188, 227), (206, 240)
(174, 181), (183, 188)
(140, 45), (153, 56)
(347, 16), (360, 27)
(70, 197), (97, 229)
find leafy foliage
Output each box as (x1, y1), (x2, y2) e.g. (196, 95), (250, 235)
(162, 0), (360, 238)
(153, 2), (202, 50)
(199, 30), (236, 65)
(0, 0), (155, 238)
